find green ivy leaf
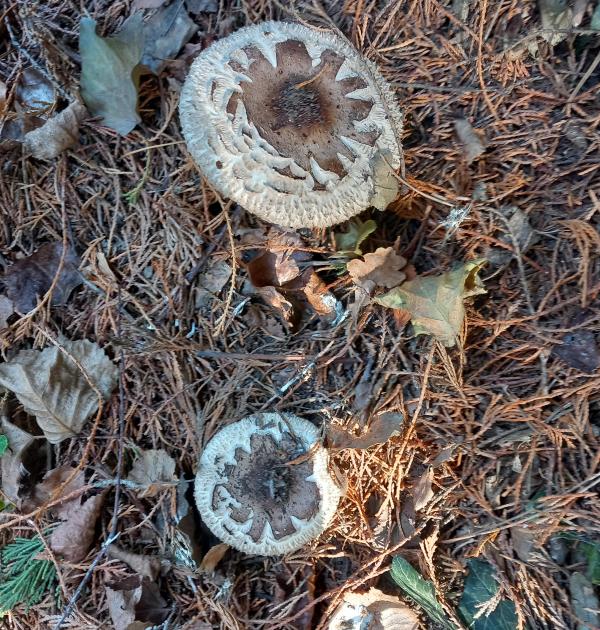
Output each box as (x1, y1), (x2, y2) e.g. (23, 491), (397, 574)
(79, 14), (145, 135)
(335, 219), (377, 256)
(390, 556), (457, 629)
(458, 559), (518, 630)
(0, 434), (7, 457)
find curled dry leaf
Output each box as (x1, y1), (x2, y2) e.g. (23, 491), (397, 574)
(108, 544), (161, 581)
(199, 543), (230, 573)
(375, 260), (487, 347)
(0, 339), (118, 444)
(454, 118), (486, 164)
(126, 449), (177, 497)
(50, 491), (106, 562)
(106, 575), (169, 630)
(347, 247), (407, 292)
(23, 101), (87, 160)
(1, 242), (81, 313)
(79, 14), (144, 135)
(247, 236), (338, 329)
(327, 412), (404, 450)
(141, 0), (198, 75)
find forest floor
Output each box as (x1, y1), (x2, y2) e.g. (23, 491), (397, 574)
(0, 0), (599, 629)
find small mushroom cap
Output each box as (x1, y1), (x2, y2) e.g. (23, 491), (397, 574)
(194, 412), (342, 555)
(179, 21), (403, 228)
(328, 588), (419, 630)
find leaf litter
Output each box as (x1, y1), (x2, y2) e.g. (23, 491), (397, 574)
(0, 339), (118, 443)
(376, 260), (487, 347)
(1, 1), (598, 628)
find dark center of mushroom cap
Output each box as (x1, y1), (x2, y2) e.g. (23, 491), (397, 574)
(226, 39), (378, 179)
(271, 78), (323, 130)
(213, 432), (321, 543)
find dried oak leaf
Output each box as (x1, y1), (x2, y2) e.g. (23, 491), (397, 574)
(126, 449), (177, 497)
(0, 339), (118, 444)
(79, 14), (144, 135)
(106, 575), (169, 630)
(347, 247), (407, 292)
(108, 544), (161, 581)
(1, 242), (81, 313)
(23, 101), (87, 160)
(375, 260), (486, 347)
(50, 491), (105, 562)
(327, 412), (404, 450)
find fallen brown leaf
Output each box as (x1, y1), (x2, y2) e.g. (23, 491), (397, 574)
(126, 449), (177, 497)
(199, 543), (230, 573)
(23, 465), (85, 516)
(454, 118), (486, 164)
(108, 545), (161, 581)
(23, 101), (87, 160)
(412, 467), (434, 511)
(327, 412), (404, 450)
(347, 247), (407, 292)
(106, 576), (169, 630)
(0, 339), (118, 444)
(1, 242), (81, 313)
(375, 260), (487, 347)
(50, 492), (105, 562)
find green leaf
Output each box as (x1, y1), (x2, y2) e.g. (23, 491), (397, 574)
(79, 14), (144, 135)
(458, 559), (518, 630)
(335, 219), (377, 255)
(375, 259), (486, 347)
(569, 572), (599, 630)
(0, 434), (7, 457)
(390, 556), (457, 629)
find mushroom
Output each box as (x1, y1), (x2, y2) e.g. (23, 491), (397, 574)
(328, 588), (419, 630)
(194, 412), (341, 555)
(179, 21), (403, 228)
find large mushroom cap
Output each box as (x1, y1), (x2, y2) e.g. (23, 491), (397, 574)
(194, 412), (341, 555)
(179, 21), (403, 228)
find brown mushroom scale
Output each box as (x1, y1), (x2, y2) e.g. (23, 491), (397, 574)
(214, 432), (321, 543)
(227, 41), (375, 179)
